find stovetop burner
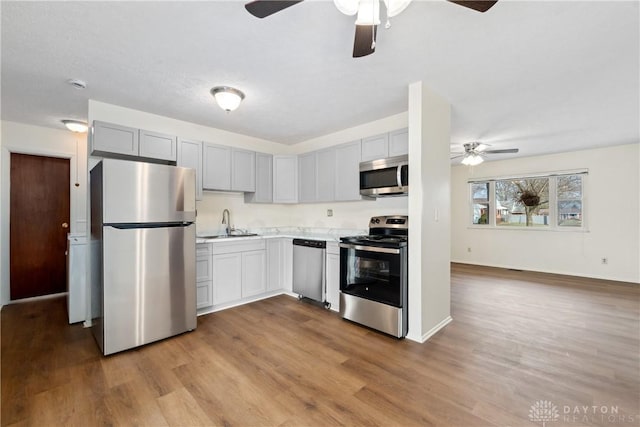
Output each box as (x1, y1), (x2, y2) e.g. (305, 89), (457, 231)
(340, 215), (409, 249)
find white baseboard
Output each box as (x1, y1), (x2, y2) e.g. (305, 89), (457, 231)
(406, 316), (453, 344)
(197, 290), (286, 316)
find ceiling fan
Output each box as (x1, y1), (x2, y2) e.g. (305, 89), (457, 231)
(451, 142), (519, 166)
(244, 0), (499, 58)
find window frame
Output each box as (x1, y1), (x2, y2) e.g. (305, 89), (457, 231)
(468, 170), (588, 232)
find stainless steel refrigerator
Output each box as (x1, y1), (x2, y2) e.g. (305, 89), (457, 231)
(90, 159), (196, 355)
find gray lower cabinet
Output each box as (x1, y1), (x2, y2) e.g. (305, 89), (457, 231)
(177, 138), (203, 200)
(212, 252), (242, 305)
(211, 239), (266, 307)
(245, 152), (273, 203)
(203, 143), (231, 190)
(196, 243), (213, 309)
(326, 242), (340, 312)
(241, 250), (266, 297)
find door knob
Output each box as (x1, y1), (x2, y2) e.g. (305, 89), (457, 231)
(62, 222), (69, 229)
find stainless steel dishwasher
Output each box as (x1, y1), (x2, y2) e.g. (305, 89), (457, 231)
(292, 239), (329, 308)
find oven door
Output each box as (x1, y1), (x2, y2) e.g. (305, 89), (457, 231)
(339, 243), (407, 307)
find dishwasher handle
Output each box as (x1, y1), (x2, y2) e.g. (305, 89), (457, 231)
(292, 238), (326, 249)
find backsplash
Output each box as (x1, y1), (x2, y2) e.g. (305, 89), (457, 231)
(195, 191), (408, 234)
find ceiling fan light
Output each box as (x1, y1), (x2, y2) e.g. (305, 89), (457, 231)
(334, 0), (359, 16)
(383, 0), (412, 17)
(355, 0), (381, 25)
(61, 119), (88, 133)
(461, 153), (484, 166)
(210, 86), (245, 112)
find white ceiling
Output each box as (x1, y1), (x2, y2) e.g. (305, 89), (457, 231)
(1, 1), (638, 161)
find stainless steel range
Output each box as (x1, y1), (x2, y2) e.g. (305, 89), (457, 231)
(339, 215), (408, 338)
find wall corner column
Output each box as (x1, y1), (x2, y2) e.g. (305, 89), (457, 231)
(406, 81), (452, 342)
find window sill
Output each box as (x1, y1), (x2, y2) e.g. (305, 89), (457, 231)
(467, 225), (589, 233)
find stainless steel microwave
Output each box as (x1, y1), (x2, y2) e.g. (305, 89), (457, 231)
(359, 155), (408, 197)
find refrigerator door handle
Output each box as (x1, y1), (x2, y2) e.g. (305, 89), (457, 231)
(106, 222), (194, 229)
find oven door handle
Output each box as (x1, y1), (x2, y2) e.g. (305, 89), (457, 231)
(339, 243), (401, 254)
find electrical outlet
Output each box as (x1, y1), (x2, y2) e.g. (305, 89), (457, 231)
(601, 257), (608, 265)
(327, 209), (333, 217)
(467, 247), (472, 253)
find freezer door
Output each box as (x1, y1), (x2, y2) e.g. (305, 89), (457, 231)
(101, 159), (196, 224)
(102, 223), (196, 355)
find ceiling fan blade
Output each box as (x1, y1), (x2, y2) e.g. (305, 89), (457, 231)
(484, 148), (519, 154)
(447, 0), (498, 13)
(450, 154), (465, 160)
(245, 0), (303, 18)
(353, 24), (377, 58)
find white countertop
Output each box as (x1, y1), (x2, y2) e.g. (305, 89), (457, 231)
(196, 227), (365, 244)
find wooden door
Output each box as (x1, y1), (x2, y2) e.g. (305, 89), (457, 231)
(10, 153), (70, 300)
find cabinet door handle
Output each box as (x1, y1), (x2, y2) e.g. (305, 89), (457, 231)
(62, 222), (69, 229)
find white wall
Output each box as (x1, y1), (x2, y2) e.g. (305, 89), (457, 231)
(451, 143), (640, 283)
(0, 120), (89, 304)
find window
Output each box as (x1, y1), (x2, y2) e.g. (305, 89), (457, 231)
(495, 177), (549, 227)
(557, 175), (583, 227)
(471, 182), (490, 225)
(469, 172), (586, 230)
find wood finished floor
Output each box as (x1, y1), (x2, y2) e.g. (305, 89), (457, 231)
(2, 264), (639, 426)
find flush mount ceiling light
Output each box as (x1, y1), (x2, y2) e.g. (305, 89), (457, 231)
(61, 119), (88, 133)
(210, 86), (245, 112)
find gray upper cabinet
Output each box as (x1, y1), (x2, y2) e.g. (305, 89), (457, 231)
(245, 152), (273, 203)
(203, 143), (231, 190)
(361, 133), (390, 161)
(231, 148), (256, 192)
(316, 148), (336, 202)
(273, 155), (298, 203)
(139, 129), (177, 162)
(389, 128), (409, 157)
(361, 128), (408, 161)
(177, 138), (203, 201)
(298, 152), (317, 203)
(92, 121), (139, 157)
(334, 140), (362, 201)
(91, 121), (178, 163)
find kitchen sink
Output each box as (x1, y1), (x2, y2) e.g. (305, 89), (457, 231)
(198, 233), (259, 239)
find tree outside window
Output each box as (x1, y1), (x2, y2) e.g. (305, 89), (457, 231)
(495, 178), (549, 227)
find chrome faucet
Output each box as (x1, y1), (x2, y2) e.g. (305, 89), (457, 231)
(222, 209), (231, 236)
